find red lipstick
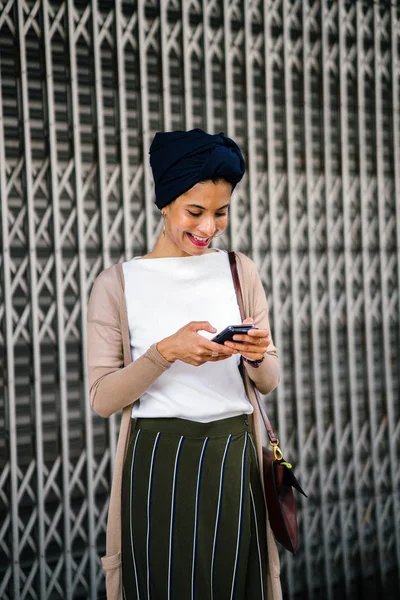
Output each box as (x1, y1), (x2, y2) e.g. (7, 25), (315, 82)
(187, 233), (210, 247)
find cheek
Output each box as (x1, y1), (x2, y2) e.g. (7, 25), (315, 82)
(175, 216), (197, 231)
(217, 216), (229, 229)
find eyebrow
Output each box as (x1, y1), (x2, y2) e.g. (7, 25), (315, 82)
(187, 203), (230, 210)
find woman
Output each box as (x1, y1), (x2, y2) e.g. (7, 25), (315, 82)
(87, 129), (282, 600)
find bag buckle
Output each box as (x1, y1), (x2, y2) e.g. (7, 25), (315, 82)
(269, 440), (284, 461)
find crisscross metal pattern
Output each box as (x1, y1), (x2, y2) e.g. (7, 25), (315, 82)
(0, 1), (399, 599)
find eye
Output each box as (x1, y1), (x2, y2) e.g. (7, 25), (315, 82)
(187, 210), (228, 218)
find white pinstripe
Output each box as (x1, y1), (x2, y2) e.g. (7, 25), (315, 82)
(191, 437), (209, 600)
(230, 432), (248, 600)
(129, 429), (142, 599)
(210, 434), (232, 600)
(250, 483), (265, 600)
(167, 436), (184, 600)
(146, 432), (161, 600)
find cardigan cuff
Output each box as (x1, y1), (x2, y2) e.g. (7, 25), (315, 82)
(147, 342), (174, 369)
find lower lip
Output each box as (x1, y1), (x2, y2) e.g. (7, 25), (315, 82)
(187, 233), (210, 247)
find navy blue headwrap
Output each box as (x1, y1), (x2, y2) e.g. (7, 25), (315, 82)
(149, 129), (245, 210)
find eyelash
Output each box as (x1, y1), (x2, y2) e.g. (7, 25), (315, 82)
(188, 211), (227, 218)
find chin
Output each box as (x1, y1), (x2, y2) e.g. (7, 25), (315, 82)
(186, 244), (210, 256)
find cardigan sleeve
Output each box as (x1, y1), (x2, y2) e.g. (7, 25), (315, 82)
(236, 253), (280, 395)
(87, 268), (173, 418)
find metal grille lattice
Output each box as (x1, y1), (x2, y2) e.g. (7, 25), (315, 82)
(0, 1), (399, 599)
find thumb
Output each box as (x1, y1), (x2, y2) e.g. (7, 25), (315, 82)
(242, 317), (254, 325)
(189, 321), (217, 333)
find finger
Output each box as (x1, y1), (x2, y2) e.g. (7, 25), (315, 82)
(202, 344), (237, 360)
(205, 347), (237, 357)
(247, 328), (268, 338)
(230, 334), (269, 345)
(206, 341), (238, 355)
(225, 341), (266, 353)
(188, 321), (217, 334)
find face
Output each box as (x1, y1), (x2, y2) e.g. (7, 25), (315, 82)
(162, 180), (232, 257)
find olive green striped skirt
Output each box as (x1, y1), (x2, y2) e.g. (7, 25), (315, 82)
(121, 414), (268, 600)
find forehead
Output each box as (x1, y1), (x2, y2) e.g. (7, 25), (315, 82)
(180, 180), (232, 205)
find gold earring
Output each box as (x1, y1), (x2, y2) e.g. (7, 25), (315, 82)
(162, 212), (166, 237)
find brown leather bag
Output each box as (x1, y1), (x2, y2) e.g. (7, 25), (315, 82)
(228, 252), (307, 553)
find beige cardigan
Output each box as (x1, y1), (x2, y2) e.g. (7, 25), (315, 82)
(87, 251), (282, 600)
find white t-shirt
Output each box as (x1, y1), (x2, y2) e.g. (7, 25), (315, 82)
(122, 249), (253, 423)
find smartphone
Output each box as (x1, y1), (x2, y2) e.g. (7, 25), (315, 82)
(211, 324), (255, 345)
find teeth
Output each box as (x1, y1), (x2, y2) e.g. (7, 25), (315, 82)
(190, 234), (209, 242)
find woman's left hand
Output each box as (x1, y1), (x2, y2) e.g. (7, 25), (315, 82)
(223, 317), (269, 362)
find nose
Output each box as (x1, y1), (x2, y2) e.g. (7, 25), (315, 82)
(198, 215), (217, 237)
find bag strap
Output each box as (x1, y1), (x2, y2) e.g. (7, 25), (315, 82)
(228, 251), (279, 446)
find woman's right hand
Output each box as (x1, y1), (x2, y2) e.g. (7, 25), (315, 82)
(156, 321), (238, 366)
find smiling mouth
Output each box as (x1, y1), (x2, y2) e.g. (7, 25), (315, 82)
(187, 232), (211, 247)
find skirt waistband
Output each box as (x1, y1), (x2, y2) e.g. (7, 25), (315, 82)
(133, 414), (250, 438)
